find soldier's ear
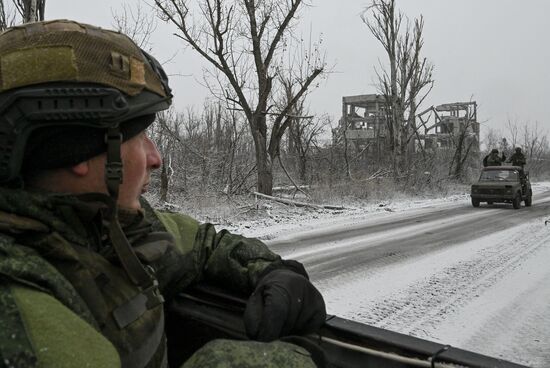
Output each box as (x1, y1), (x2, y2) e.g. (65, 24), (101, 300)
(69, 161), (90, 177)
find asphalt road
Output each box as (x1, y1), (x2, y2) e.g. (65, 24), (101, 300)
(268, 189), (550, 283)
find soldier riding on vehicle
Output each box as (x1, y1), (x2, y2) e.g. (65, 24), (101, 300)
(508, 147), (527, 168)
(483, 148), (506, 167)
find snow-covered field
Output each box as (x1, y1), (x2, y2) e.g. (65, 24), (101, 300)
(220, 182), (550, 367)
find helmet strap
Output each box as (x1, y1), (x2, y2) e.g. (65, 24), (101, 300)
(103, 126), (164, 328)
(105, 126), (123, 199)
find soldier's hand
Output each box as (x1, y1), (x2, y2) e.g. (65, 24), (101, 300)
(244, 268), (326, 342)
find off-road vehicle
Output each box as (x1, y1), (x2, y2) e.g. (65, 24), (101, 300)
(470, 166), (532, 209)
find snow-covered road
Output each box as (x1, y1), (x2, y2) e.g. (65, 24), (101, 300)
(315, 216), (550, 367)
(238, 184), (550, 367)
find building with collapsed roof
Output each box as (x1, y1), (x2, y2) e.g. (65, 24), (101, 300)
(334, 94), (479, 153)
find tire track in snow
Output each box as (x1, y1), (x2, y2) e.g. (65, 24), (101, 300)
(315, 217), (550, 366)
(427, 226), (550, 367)
(371, 221), (548, 335)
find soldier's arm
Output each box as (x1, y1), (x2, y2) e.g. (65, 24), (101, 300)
(152, 210), (285, 298)
(0, 282), (120, 367)
(152, 209), (326, 345)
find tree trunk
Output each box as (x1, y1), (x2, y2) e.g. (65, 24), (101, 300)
(298, 156), (307, 182)
(256, 146), (273, 195)
(251, 114), (273, 195)
(160, 161), (169, 203)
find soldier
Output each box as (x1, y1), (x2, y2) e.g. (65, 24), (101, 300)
(507, 147), (528, 190)
(483, 148), (506, 166)
(508, 147), (527, 168)
(0, 20), (325, 367)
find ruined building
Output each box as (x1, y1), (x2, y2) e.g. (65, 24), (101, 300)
(333, 94), (388, 154)
(417, 101), (479, 150)
(334, 94), (479, 153)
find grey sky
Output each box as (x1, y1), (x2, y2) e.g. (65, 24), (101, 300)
(47, 0), (550, 137)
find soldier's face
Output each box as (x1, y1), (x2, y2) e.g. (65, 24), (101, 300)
(117, 131), (162, 209)
(86, 131), (162, 209)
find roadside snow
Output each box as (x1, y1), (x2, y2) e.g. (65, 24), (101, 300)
(223, 192), (472, 240)
(223, 181), (550, 241)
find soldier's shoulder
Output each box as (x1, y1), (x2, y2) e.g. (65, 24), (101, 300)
(0, 282), (120, 368)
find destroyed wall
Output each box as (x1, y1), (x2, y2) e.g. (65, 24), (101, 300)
(333, 94), (388, 154)
(335, 95), (480, 154)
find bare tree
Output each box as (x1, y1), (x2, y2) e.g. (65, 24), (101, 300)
(13, 0), (44, 22)
(506, 117), (520, 150)
(290, 114), (328, 182)
(361, 0), (433, 175)
(112, 2), (157, 52)
(482, 127), (502, 153)
(521, 121), (548, 178)
(0, 1), (8, 30)
(448, 119), (477, 179)
(154, 0), (325, 195)
(277, 36), (327, 183)
(0, 0), (44, 30)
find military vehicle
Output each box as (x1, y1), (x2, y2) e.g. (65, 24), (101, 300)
(167, 284), (528, 368)
(470, 166), (532, 209)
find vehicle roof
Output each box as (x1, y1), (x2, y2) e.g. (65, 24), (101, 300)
(482, 166), (522, 170)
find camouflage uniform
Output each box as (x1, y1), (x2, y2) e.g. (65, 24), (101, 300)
(508, 151), (526, 168)
(0, 20), (320, 368)
(182, 340), (316, 368)
(484, 151), (505, 166)
(0, 188), (317, 367)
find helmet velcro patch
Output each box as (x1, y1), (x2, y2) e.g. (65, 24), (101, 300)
(130, 57), (146, 87)
(1, 46), (78, 91)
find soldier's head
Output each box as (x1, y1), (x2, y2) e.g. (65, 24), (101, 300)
(515, 147), (522, 153)
(491, 148), (498, 154)
(0, 20), (172, 209)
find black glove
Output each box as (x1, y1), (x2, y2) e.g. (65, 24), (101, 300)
(244, 267), (327, 342)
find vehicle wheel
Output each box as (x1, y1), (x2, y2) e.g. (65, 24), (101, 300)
(471, 198), (480, 207)
(525, 195), (532, 207)
(512, 194), (521, 209)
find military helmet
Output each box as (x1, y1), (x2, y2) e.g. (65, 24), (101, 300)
(0, 19), (172, 183)
(491, 148), (498, 153)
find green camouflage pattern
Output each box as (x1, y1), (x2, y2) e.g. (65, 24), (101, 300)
(0, 236), (97, 327)
(0, 282), (37, 368)
(10, 284), (121, 368)
(0, 188), (166, 366)
(197, 224), (281, 291)
(509, 152), (526, 167)
(0, 187), (292, 367)
(485, 152), (505, 166)
(182, 339), (317, 368)
(142, 198), (283, 297)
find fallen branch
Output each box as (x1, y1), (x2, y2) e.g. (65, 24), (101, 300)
(277, 153), (310, 199)
(252, 192), (345, 210)
(228, 107), (314, 120)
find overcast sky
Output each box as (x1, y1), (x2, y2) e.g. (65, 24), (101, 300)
(46, 0), (550, 138)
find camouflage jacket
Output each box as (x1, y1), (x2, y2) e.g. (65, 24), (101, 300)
(508, 152), (526, 167)
(0, 188), (284, 368)
(485, 152), (505, 166)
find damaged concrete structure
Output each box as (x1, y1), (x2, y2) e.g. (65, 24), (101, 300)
(334, 94), (479, 153)
(333, 94), (388, 153)
(416, 101), (479, 150)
